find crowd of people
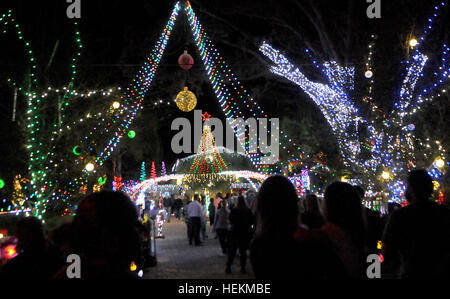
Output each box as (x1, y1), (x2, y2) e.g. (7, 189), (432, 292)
(181, 169), (450, 279)
(249, 170), (450, 279)
(0, 169), (449, 279)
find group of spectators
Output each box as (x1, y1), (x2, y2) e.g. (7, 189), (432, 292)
(250, 170), (450, 279)
(0, 192), (143, 279)
(0, 169), (449, 279)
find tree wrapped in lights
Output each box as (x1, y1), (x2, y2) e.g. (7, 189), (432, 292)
(161, 162), (167, 177)
(151, 162), (157, 179)
(189, 126), (229, 175)
(140, 162), (147, 182)
(0, 4), (181, 218)
(259, 2), (448, 202)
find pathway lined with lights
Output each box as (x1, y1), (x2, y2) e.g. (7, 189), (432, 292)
(144, 219), (254, 279)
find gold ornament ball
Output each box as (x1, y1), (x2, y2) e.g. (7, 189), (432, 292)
(176, 87), (197, 112)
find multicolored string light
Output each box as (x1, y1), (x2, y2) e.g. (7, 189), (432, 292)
(185, 1), (306, 174)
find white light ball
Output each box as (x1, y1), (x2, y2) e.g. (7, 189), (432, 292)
(85, 163), (95, 172)
(435, 158), (445, 169)
(381, 171), (390, 180)
(112, 101), (121, 109)
(365, 70), (373, 79)
(409, 38), (418, 48)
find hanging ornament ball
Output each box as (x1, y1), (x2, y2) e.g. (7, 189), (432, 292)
(176, 87), (197, 112)
(0, 178), (5, 189)
(365, 70), (373, 79)
(407, 124), (415, 131)
(128, 130), (136, 139)
(178, 51), (194, 70)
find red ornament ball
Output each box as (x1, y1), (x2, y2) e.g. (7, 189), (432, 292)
(178, 51), (194, 70)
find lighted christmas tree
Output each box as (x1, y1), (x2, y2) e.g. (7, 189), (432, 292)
(189, 126), (229, 175)
(151, 162), (157, 179)
(161, 162), (167, 177)
(140, 162), (147, 182)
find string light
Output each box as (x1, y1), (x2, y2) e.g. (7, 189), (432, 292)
(185, 1), (306, 175)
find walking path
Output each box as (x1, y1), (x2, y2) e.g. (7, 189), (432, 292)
(144, 219), (255, 279)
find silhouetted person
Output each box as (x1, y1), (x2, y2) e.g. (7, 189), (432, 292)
(173, 196), (183, 220)
(68, 191), (142, 279)
(187, 194), (203, 246)
(301, 194), (325, 229)
(163, 194), (173, 223)
(246, 190), (256, 210)
(208, 200), (216, 226)
(251, 176), (348, 279)
(213, 202), (230, 255)
(49, 223), (74, 260)
(200, 197), (208, 240)
(354, 185), (383, 254)
(0, 217), (62, 279)
(322, 182), (366, 278)
(250, 176), (302, 279)
(226, 196), (254, 274)
(382, 170), (450, 279)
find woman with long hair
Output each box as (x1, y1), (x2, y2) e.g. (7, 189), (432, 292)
(321, 182), (367, 278)
(250, 175), (301, 278)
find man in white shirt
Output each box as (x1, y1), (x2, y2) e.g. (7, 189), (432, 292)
(187, 194), (203, 246)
